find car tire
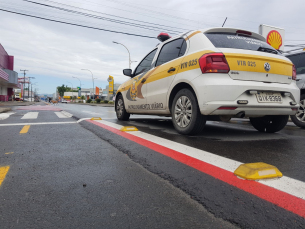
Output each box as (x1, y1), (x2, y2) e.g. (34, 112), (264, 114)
(115, 94), (130, 121)
(290, 94), (305, 128)
(171, 88), (206, 135)
(250, 115), (289, 133)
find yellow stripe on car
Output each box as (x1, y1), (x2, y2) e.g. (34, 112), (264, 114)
(224, 53), (292, 76)
(185, 31), (201, 40)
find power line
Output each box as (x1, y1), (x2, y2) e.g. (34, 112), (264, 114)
(23, 0), (183, 34)
(88, 0), (217, 27)
(37, 0), (189, 32)
(39, 0), (202, 30)
(0, 8), (157, 38)
(0, 4), (158, 36)
(104, 0), (305, 32)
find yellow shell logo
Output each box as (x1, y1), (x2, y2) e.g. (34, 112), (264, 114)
(266, 30), (282, 50)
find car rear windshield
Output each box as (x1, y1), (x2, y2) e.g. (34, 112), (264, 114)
(205, 33), (279, 54)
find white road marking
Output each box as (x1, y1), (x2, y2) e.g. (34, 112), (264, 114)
(0, 112), (15, 120)
(55, 112), (68, 118)
(77, 118), (91, 123)
(21, 112), (39, 119)
(61, 111), (73, 117)
(0, 122), (77, 126)
(54, 111), (73, 118)
(94, 120), (305, 201)
(82, 111), (101, 115)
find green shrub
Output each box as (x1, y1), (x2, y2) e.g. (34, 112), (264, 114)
(103, 100), (109, 104)
(86, 99), (92, 103)
(96, 98), (101, 104)
(78, 101), (82, 103)
(108, 101), (114, 104)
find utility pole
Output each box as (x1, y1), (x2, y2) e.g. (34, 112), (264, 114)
(31, 83), (37, 102)
(20, 70), (28, 101)
(28, 77), (35, 101)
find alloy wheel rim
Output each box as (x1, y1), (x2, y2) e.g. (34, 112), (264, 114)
(174, 95), (192, 128)
(117, 99), (123, 117)
(296, 99), (305, 122)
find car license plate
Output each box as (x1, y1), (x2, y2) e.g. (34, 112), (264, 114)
(255, 92), (282, 103)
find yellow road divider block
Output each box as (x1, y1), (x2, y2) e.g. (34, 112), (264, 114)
(5, 152), (13, 155)
(91, 117), (102, 120)
(20, 125), (30, 134)
(120, 126), (138, 132)
(0, 166), (10, 187)
(234, 162), (282, 180)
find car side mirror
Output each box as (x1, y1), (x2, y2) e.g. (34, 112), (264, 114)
(123, 69), (133, 77)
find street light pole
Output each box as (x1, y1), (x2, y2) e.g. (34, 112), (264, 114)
(67, 81), (73, 100)
(113, 41), (132, 69)
(81, 69), (94, 100)
(72, 76), (81, 99)
(28, 77), (35, 101)
(31, 82), (37, 102)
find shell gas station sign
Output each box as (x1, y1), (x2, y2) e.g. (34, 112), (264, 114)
(259, 24), (285, 51)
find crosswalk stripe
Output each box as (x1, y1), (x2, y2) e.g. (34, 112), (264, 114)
(61, 111), (73, 117)
(55, 112), (68, 118)
(21, 112), (38, 119)
(0, 112), (15, 120)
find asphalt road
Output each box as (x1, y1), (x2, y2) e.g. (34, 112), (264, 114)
(1, 102), (304, 228)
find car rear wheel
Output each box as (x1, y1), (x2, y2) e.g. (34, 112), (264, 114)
(249, 115), (289, 133)
(171, 88), (206, 135)
(290, 94), (305, 128)
(116, 94), (130, 121)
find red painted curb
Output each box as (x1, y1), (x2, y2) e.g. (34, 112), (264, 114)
(87, 119), (305, 218)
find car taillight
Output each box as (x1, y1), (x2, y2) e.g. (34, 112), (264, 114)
(292, 64), (297, 80)
(199, 53), (230, 74)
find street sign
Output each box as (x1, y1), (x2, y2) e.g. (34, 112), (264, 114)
(108, 75), (114, 94)
(18, 77), (30, 83)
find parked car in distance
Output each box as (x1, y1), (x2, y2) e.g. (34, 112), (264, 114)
(285, 49), (305, 128)
(61, 99), (68, 103)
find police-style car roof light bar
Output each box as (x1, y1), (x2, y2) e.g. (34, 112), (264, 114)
(157, 33), (171, 42)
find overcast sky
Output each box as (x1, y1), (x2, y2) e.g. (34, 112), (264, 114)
(0, 0), (304, 94)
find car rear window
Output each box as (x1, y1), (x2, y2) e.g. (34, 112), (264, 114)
(205, 33), (279, 54)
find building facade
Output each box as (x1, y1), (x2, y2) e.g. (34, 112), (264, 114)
(0, 43), (19, 101)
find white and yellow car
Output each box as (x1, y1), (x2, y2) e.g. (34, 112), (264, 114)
(115, 28), (300, 135)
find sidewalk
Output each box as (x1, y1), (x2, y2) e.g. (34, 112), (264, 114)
(0, 107), (11, 113)
(0, 101), (36, 113)
(0, 101), (36, 107)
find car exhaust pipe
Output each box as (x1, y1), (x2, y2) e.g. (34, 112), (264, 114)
(236, 111), (245, 118)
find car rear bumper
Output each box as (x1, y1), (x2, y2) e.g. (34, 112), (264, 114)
(191, 74), (300, 117)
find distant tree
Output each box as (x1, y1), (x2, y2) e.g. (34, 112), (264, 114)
(57, 84), (71, 97)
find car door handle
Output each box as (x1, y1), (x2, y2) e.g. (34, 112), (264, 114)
(141, 78), (146, 83)
(168, 68), (176, 73)
(296, 78), (301, 81)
